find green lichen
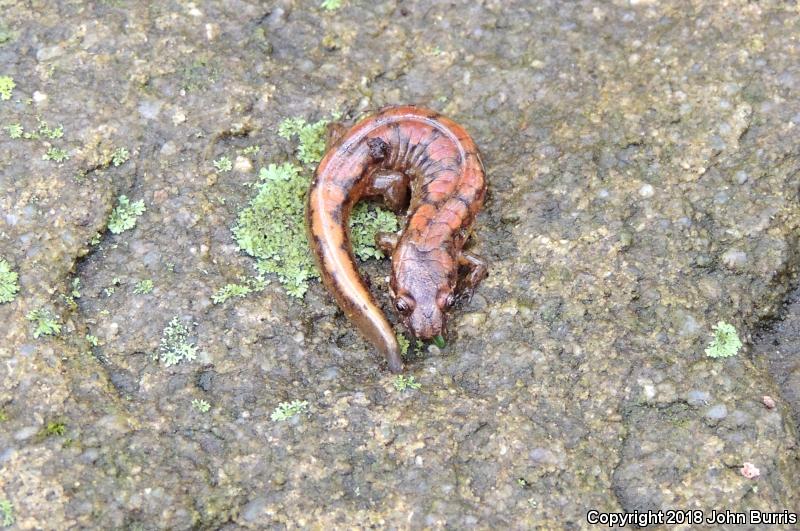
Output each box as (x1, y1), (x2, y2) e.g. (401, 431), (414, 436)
(5, 123), (22, 138)
(86, 334), (99, 346)
(213, 156), (232, 173)
(61, 294), (77, 311)
(0, 259), (19, 304)
(31, 120), (63, 140)
(0, 76), (14, 100)
(212, 278), (266, 304)
(234, 163), (318, 298)
(350, 203), (399, 261)
(133, 279), (154, 294)
(26, 308), (61, 338)
(393, 375), (421, 391)
(277, 117), (305, 140)
(321, 0), (343, 10)
(61, 277), (81, 309)
(0, 499), (13, 527)
(0, 23), (16, 46)
(108, 195), (146, 234)
(271, 400), (309, 421)
(396, 333), (410, 356)
(154, 317), (198, 366)
(70, 278), (81, 298)
(192, 399), (211, 413)
(212, 283), (250, 304)
(43, 146), (69, 162)
(235, 113), (398, 299)
(111, 147), (130, 166)
(705, 321), (742, 358)
(43, 421), (67, 437)
(277, 116), (329, 165)
(104, 277), (121, 297)
(234, 166), (398, 298)
(16, 119), (63, 141)
(179, 57), (219, 92)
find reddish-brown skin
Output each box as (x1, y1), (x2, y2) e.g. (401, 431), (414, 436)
(307, 105), (487, 373)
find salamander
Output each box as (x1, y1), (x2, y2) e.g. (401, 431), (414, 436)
(306, 105), (487, 373)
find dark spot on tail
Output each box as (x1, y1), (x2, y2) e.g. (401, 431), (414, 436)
(330, 205), (343, 224)
(454, 194), (471, 209)
(367, 138), (391, 161)
(312, 234), (325, 253)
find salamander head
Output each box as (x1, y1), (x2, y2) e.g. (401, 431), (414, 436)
(391, 251), (456, 340)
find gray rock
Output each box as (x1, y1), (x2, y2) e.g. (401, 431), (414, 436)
(14, 426), (39, 441)
(1, 1), (798, 528)
(722, 249), (748, 269)
(705, 404), (728, 420)
(240, 496), (268, 522)
(687, 390), (711, 406)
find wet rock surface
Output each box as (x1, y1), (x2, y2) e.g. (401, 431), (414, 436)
(754, 288), (800, 436)
(1, 0), (798, 528)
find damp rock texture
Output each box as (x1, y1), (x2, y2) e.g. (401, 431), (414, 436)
(1, 1), (799, 528)
(753, 288), (800, 436)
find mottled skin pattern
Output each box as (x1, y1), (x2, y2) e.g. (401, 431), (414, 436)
(307, 105), (487, 373)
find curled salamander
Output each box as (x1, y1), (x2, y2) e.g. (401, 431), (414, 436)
(307, 105), (487, 373)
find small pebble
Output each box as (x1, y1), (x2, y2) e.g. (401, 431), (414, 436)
(530, 447), (558, 465)
(679, 314), (701, 337)
(740, 462), (760, 479)
(762, 395), (776, 409)
(642, 384), (656, 400)
(639, 184), (654, 198)
(234, 156), (252, 173)
(686, 389), (711, 406)
(37, 45), (64, 61)
(160, 141), (177, 157)
(14, 426), (39, 441)
(0, 448), (16, 464)
(721, 248), (747, 269)
(459, 312), (486, 329)
(138, 99), (163, 120)
(205, 23), (220, 41)
(172, 110), (187, 125)
(241, 496), (268, 521)
(705, 404), (728, 420)
(80, 448), (100, 464)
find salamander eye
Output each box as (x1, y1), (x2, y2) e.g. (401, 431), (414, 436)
(395, 295), (414, 315)
(437, 290), (455, 310)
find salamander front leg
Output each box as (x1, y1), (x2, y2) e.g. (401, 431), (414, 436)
(456, 250), (488, 303)
(325, 122), (347, 149)
(375, 232), (399, 254)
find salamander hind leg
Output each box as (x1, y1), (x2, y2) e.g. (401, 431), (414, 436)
(365, 168), (410, 213)
(456, 250), (488, 303)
